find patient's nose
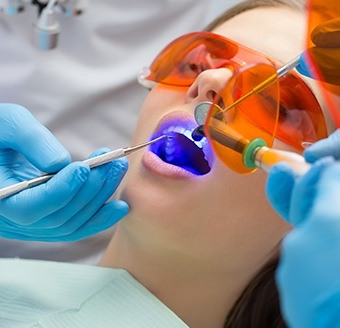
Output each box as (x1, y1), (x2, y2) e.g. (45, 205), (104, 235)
(186, 68), (233, 105)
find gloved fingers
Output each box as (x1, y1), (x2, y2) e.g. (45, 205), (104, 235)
(309, 162), (340, 225)
(311, 18), (340, 47)
(304, 129), (340, 162)
(0, 148), (112, 226)
(0, 226), (36, 241)
(306, 47), (340, 85)
(289, 157), (334, 227)
(53, 158), (128, 235)
(26, 148), (115, 229)
(296, 51), (318, 79)
(0, 150), (42, 186)
(275, 227), (309, 328)
(58, 200), (129, 242)
(298, 18), (340, 85)
(0, 104), (71, 172)
(265, 162), (296, 221)
(277, 173), (340, 315)
(297, 49), (340, 85)
(27, 154), (127, 230)
(0, 200), (128, 242)
(0, 162), (90, 225)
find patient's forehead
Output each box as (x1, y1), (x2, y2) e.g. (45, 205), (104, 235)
(211, 6), (307, 63)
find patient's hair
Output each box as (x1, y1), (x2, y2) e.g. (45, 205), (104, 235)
(206, 0), (305, 32)
(224, 254), (285, 328)
(206, 1), (305, 327)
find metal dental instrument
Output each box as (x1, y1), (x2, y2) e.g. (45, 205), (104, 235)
(221, 56), (300, 113)
(0, 135), (167, 199)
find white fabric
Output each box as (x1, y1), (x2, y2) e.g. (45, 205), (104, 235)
(0, 0), (210, 158)
(0, 0), (211, 263)
(0, 258), (189, 328)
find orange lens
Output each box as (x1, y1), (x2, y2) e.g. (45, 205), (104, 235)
(205, 64), (280, 174)
(276, 72), (328, 150)
(306, 0), (340, 126)
(144, 31), (327, 151)
(145, 32), (274, 87)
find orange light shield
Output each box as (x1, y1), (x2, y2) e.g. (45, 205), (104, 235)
(307, 0), (340, 125)
(205, 64), (280, 174)
(141, 31), (328, 174)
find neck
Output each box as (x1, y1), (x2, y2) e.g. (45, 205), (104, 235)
(100, 222), (260, 328)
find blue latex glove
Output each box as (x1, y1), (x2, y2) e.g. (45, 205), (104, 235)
(297, 18), (340, 86)
(276, 162), (340, 328)
(0, 103), (129, 242)
(266, 157), (333, 226)
(266, 129), (340, 225)
(304, 129), (340, 162)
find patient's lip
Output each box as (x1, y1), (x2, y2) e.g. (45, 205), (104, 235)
(141, 110), (198, 180)
(142, 151), (197, 179)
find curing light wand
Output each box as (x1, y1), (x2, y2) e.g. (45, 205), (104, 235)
(200, 125), (311, 175)
(0, 135), (168, 199)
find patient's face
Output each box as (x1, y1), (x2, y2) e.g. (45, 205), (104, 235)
(118, 7), (311, 271)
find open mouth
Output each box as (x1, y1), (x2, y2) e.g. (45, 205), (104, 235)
(149, 123), (213, 176)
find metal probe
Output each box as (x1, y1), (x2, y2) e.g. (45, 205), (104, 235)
(221, 56), (300, 114)
(0, 135), (167, 199)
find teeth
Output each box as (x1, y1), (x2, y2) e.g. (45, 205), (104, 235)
(162, 126), (176, 134)
(182, 129), (193, 140)
(173, 126), (186, 134)
(165, 145), (176, 155)
(162, 125), (206, 149)
(165, 154), (174, 162)
(156, 123), (212, 172)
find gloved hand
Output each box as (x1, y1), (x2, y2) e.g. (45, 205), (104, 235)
(0, 103), (129, 242)
(266, 129), (340, 225)
(266, 157), (332, 226)
(297, 18), (340, 86)
(276, 162), (340, 328)
(304, 129), (340, 162)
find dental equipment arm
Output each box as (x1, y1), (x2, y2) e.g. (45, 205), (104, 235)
(0, 135), (166, 199)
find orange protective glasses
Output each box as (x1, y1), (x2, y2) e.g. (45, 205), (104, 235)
(139, 32), (328, 173)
